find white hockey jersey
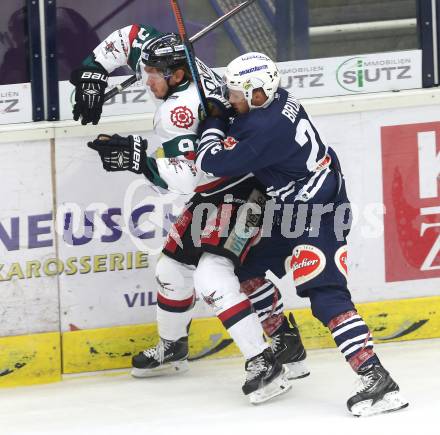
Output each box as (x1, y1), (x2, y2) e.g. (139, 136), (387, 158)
(83, 24), (230, 194)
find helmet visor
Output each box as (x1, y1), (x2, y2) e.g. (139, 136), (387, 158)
(137, 62), (171, 85)
(136, 63), (169, 103)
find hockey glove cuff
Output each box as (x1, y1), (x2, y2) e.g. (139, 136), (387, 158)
(143, 157), (169, 189)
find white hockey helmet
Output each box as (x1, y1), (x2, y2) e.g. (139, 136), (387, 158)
(223, 52), (280, 110)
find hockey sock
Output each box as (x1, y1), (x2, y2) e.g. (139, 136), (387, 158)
(195, 254), (269, 360)
(328, 310), (380, 372)
(156, 300), (194, 341)
(220, 306), (269, 360)
(240, 277), (284, 336)
(155, 256), (196, 341)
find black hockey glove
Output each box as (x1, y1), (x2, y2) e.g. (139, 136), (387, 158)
(199, 96), (235, 123)
(87, 134), (148, 174)
(70, 65), (108, 125)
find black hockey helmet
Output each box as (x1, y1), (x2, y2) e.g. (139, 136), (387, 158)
(141, 33), (187, 72)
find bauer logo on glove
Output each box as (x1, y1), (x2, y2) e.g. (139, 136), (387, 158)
(70, 65), (109, 125)
(87, 134), (148, 174)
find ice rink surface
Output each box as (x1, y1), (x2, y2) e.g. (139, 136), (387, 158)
(1, 338), (439, 435)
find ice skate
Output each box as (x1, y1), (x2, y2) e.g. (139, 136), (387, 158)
(271, 313), (310, 380)
(347, 363), (409, 417)
(131, 336), (189, 378)
(242, 348), (292, 404)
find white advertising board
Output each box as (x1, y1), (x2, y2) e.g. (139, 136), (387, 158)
(0, 139), (58, 336)
(58, 76), (157, 121)
(279, 50), (422, 99)
(0, 83), (33, 125)
(311, 104), (440, 303)
(54, 130), (213, 331)
(2, 89), (438, 333)
(55, 102), (440, 329)
(58, 50), (422, 121)
(270, 105), (440, 309)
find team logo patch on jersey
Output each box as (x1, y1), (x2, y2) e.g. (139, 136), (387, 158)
(104, 40), (120, 56)
(170, 106), (195, 129)
(222, 136), (238, 150)
(334, 245), (348, 278)
(290, 244), (326, 286)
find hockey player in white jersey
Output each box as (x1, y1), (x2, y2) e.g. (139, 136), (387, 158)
(70, 25), (308, 403)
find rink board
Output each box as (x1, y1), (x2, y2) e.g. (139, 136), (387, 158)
(2, 90), (440, 387)
(0, 332), (61, 387)
(61, 294), (440, 374)
(1, 293), (439, 386)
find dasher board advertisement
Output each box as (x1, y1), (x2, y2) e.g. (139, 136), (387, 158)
(58, 50), (422, 120)
(0, 140), (58, 336)
(0, 83), (33, 125)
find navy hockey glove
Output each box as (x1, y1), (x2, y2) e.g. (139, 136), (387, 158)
(88, 134), (147, 174)
(70, 65), (108, 125)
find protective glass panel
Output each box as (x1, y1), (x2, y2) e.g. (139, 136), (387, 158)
(54, 0), (419, 71)
(0, 0), (30, 85)
(55, 0), (423, 112)
(308, 0), (418, 60)
(56, 0), (180, 80)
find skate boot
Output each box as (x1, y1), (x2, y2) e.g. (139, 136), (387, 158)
(242, 347), (292, 405)
(347, 363), (409, 417)
(131, 336), (189, 378)
(271, 313), (310, 380)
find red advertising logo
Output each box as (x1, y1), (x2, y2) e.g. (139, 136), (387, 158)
(382, 121), (440, 282)
(290, 244), (326, 286)
(334, 245), (348, 278)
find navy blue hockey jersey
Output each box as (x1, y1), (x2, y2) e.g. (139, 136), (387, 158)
(196, 88), (332, 204)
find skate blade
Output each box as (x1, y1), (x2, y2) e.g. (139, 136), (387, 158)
(350, 391), (409, 417)
(131, 360), (189, 378)
(249, 369), (292, 405)
(284, 361), (310, 380)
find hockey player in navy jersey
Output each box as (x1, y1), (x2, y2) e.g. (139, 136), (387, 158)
(196, 52), (409, 416)
(71, 27), (309, 404)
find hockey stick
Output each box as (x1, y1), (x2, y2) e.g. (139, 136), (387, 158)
(103, 0), (256, 102)
(170, 0), (209, 117)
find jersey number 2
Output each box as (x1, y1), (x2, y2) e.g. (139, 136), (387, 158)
(295, 118), (323, 171)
